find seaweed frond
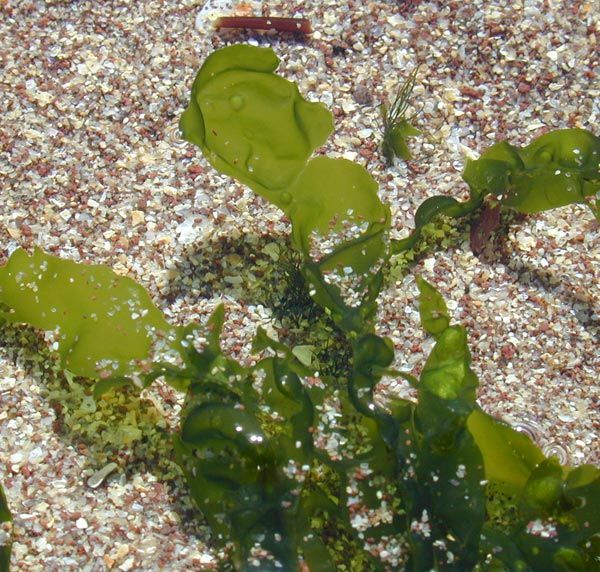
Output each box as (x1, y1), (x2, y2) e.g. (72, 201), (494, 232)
(381, 66), (422, 164)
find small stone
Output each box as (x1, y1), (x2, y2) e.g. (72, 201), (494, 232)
(442, 88), (461, 102)
(518, 82), (531, 94)
(28, 447), (44, 464)
(87, 462), (119, 489)
(113, 544), (130, 561)
(353, 84), (373, 105)
(119, 557), (135, 571)
(131, 210), (145, 226)
(116, 237), (130, 250)
(7, 227), (20, 239)
(75, 518), (88, 530)
(341, 99), (357, 114)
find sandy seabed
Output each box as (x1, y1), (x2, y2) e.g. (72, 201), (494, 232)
(0, 0), (598, 570)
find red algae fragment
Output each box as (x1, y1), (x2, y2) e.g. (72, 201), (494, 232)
(215, 16), (312, 34)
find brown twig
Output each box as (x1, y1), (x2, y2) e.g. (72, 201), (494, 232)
(215, 16), (312, 34)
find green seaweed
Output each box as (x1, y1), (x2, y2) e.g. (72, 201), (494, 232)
(0, 248), (180, 381)
(380, 66), (422, 163)
(393, 128), (600, 255)
(169, 276), (597, 570)
(180, 44), (333, 205)
(181, 44), (391, 333)
(415, 276), (450, 336)
(464, 129), (600, 215)
(173, 318), (338, 570)
(1, 44), (599, 572)
(0, 484), (10, 572)
(2, 250), (598, 570)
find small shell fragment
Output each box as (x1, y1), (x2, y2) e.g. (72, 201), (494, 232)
(87, 462), (119, 489)
(542, 443), (569, 464)
(509, 417), (541, 442)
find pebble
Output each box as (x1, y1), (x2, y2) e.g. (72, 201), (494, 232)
(28, 447), (44, 464)
(87, 462), (119, 489)
(119, 556), (135, 571)
(353, 85), (373, 106)
(518, 82), (531, 94)
(131, 211), (145, 226)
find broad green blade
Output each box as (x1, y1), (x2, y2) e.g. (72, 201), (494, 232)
(0, 248), (178, 379)
(180, 44), (333, 207)
(416, 276), (450, 336)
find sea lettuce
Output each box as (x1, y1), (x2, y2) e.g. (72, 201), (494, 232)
(0, 44), (598, 572)
(464, 129), (600, 214)
(1, 251), (598, 570)
(0, 248), (180, 381)
(181, 44), (390, 332)
(392, 128), (600, 254)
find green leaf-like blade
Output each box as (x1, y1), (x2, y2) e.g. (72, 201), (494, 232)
(180, 44), (333, 207)
(0, 248), (178, 379)
(413, 196), (465, 228)
(396, 119), (421, 139)
(351, 333), (395, 415)
(181, 402), (267, 457)
(287, 157), (390, 274)
(463, 140), (524, 196)
(467, 409), (545, 494)
(519, 457), (563, 516)
(403, 298), (486, 569)
(420, 325), (478, 405)
(0, 486), (10, 524)
(464, 128), (600, 213)
(0, 483), (11, 572)
(389, 124), (413, 160)
(416, 277), (450, 336)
